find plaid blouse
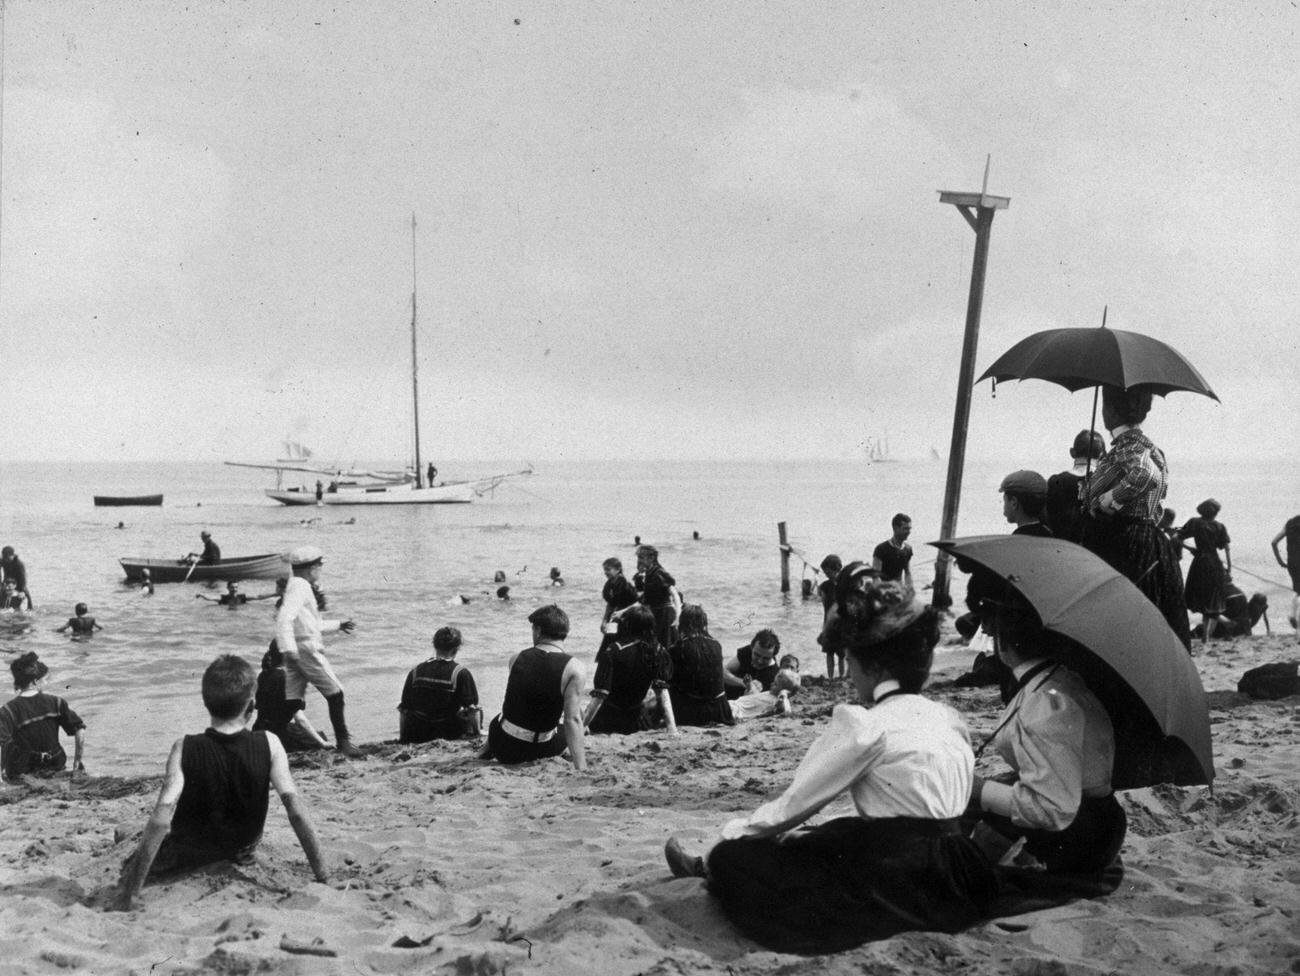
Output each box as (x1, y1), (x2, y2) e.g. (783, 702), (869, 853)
(1083, 427), (1167, 523)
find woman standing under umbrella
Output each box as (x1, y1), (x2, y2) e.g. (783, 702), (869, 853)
(1176, 499), (1231, 643)
(1082, 385), (1192, 649)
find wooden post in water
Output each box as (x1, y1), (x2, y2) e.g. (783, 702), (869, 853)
(777, 522), (791, 593)
(932, 171), (1010, 610)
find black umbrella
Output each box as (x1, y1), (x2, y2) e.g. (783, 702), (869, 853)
(978, 325), (1218, 400)
(933, 534), (1213, 789)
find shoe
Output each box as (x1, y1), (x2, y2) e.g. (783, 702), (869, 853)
(664, 837), (706, 879)
(336, 738), (364, 759)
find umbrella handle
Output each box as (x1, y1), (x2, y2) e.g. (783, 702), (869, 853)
(1087, 386), (1100, 481)
(1086, 305), (1108, 482)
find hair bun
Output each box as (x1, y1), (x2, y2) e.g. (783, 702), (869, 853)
(833, 570), (925, 646)
(11, 651), (48, 687)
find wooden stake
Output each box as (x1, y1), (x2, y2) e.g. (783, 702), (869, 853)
(778, 522), (791, 593)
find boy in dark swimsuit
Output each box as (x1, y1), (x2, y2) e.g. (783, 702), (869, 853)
(113, 654), (328, 910)
(56, 603), (102, 634)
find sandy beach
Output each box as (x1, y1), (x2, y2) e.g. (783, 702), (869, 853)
(1, 627), (1297, 976)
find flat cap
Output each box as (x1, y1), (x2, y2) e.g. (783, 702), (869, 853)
(999, 470), (1048, 496)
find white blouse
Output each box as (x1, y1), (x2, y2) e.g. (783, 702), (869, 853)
(720, 682), (976, 841)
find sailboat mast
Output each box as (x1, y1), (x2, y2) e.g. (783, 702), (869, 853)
(410, 213), (422, 488)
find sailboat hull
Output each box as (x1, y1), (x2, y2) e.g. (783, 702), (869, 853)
(266, 482), (474, 506)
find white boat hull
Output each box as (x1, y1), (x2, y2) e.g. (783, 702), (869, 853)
(267, 482), (475, 506)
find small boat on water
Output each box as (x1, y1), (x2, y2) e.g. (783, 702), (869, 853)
(119, 553), (288, 583)
(266, 479), (477, 506)
(94, 494), (164, 507)
(226, 216), (532, 507)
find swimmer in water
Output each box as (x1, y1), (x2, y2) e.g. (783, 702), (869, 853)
(56, 603), (102, 635)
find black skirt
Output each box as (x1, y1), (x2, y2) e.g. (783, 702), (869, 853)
(669, 690), (734, 727)
(1083, 517), (1191, 649)
(1184, 552), (1227, 615)
(587, 699), (649, 735)
(705, 816), (997, 955)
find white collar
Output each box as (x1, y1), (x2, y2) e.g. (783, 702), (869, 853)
(871, 678), (902, 702)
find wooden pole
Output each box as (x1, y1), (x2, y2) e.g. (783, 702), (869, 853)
(410, 213), (423, 488)
(778, 522), (791, 593)
(932, 185), (1010, 610)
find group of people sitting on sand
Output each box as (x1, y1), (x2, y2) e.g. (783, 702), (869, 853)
(4, 427), (1293, 951)
(4, 527), (1124, 947)
(6, 557), (1123, 942)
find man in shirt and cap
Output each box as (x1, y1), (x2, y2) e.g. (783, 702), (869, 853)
(274, 545), (360, 758)
(955, 472), (1053, 697)
(1046, 430), (1106, 544)
(1000, 470), (1052, 538)
(187, 531), (221, 565)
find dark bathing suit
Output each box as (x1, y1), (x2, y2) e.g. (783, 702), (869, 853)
(486, 646), (570, 764)
(668, 634), (734, 726)
(640, 564), (677, 647)
(871, 540), (912, 582)
(725, 645), (779, 700)
(588, 638), (673, 734)
(399, 657), (479, 742)
(0, 693), (84, 778)
(148, 728), (272, 875)
(600, 573), (639, 652)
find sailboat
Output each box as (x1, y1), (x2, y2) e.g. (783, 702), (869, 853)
(864, 434), (899, 463)
(229, 216), (532, 506)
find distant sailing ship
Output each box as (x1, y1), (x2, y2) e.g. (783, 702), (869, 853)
(864, 435), (899, 463)
(227, 216), (532, 505)
(277, 439), (315, 465)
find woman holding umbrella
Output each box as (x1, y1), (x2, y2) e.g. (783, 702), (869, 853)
(1175, 499), (1231, 643)
(1082, 385), (1192, 649)
(968, 595), (1126, 882)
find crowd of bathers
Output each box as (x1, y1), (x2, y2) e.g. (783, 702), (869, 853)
(3, 402), (1299, 949)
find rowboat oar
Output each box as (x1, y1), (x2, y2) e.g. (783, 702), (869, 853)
(182, 556), (200, 583)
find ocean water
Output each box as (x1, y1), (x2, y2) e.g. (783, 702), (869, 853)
(0, 456), (1295, 776)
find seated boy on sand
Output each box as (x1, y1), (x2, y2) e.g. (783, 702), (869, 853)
(729, 654), (802, 722)
(112, 654), (328, 910)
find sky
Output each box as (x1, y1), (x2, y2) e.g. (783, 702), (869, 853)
(0, 1), (1296, 466)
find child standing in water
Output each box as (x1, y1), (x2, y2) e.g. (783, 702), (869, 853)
(57, 603), (102, 635)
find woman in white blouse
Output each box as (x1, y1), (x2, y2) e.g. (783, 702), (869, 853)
(663, 577), (996, 954)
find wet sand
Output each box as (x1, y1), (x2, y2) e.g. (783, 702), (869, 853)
(1, 629), (1297, 975)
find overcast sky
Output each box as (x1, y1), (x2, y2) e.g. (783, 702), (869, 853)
(0, 1), (1294, 466)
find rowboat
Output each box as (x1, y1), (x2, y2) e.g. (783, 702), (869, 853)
(94, 494), (164, 507)
(119, 553), (288, 583)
